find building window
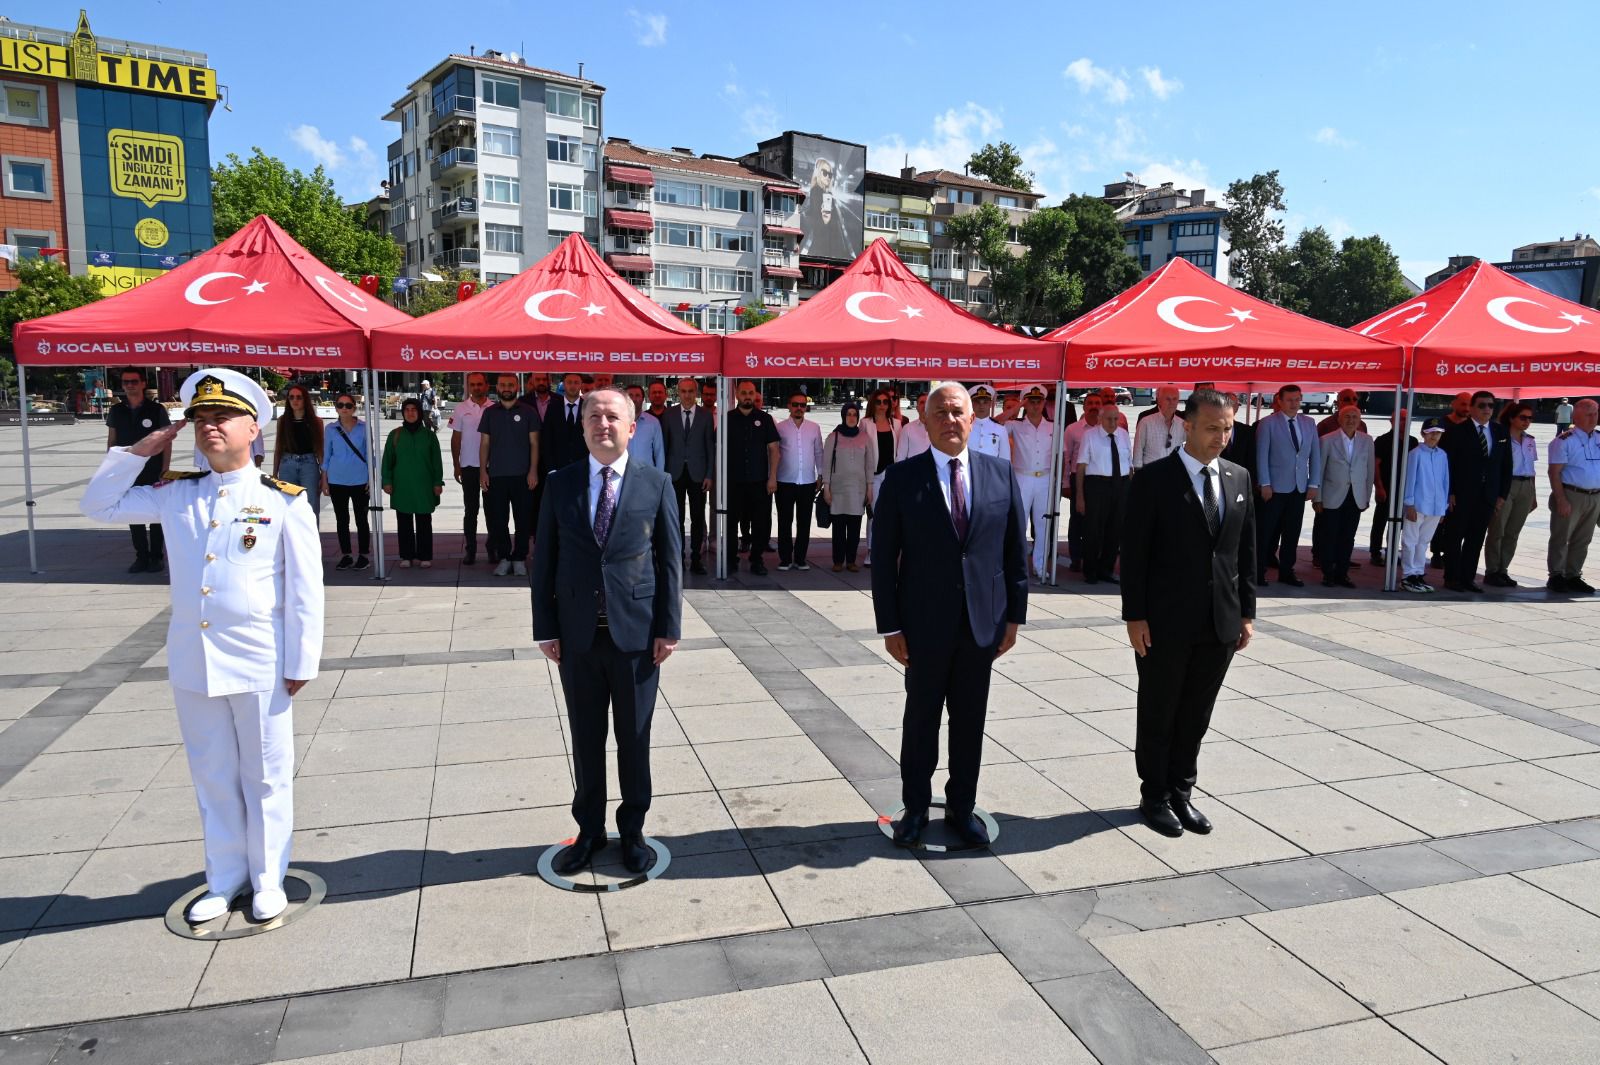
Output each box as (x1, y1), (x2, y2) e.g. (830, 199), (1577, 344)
(654, 263), (702, 290)
(484, 271), (516, 285)
(932, 279), (968, 302)
(481, 124), (520, 156)
(708, 268), (753, 293)
(582, 143), (597, 171)
(970, 287), (992, 305)
(1139, 225), (1153, 242)
(548, 183), (584, 212)
(484, 223), (523, 253)
(6, 229), (56, 260)
(766, 194), (796, 214)
(865, 208), (900, 232)
(654, 221), (701, 248)
(900, 217), (929, 235)
(3, 157), (50, 200)
(1172, 220), (1219, 237)
(763, 236), (786, 255)
(582, 96), (600, 127)
(545, 86), (581, 119)
(709, 227), (753, 252)
(547, 134), (581, 164)
(668, 305), (703, 328)
(707, 185), (754, 212)
(584, 189), (597, 217)
(899, 251), (929, 268)
(1175, 250), (1215, 268)
(706, 305), (744, 332)
(654, 179), (702, 207)
(481, 75), (520, 109)
(946, 188), (977, 205)
(401, 103), (416, 131)
(0, 84), (44, 126)
(995, 195), (1019, 209)
(481, 175), (520, 204)
(1139, 254), (1151, 271)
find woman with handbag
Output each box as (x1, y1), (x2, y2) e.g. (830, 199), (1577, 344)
(381, 398), (445, 569)
(320, 393), (372, 571)
(821, 401), (878, 572)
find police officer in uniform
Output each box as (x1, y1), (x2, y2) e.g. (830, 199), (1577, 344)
(1548, 398), (1600, 594)
(81, 368), (324, 925)
(968, 384), (1008, 459)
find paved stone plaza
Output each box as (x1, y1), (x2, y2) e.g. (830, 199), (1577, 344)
(4, 416), (1600, 1064)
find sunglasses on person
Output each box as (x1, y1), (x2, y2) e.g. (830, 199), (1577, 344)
(788, 401), (807, 408)
(1475, 401), (1496, 409)
(120, 378), (144, 386)
(335, 401), (356, 409)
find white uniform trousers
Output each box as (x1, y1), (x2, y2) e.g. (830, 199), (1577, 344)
(172, 682), (295, 894)
(1402, 514), (1442, 578)
(1017, 474), (1052, 574)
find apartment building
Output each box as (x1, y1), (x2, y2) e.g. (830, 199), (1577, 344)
(382, 50), (603, 284)
(919, 168), (1043, 315)
(1101, 179), (1230, 282)
(863, 169), (936, 281)
(1513, 234), (1599, 263)
(602, 139), (804, 332)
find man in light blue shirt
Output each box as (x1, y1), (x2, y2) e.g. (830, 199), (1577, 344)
(625, 384), (665, 471)
(1401, 423), (1450, 592)
(1254, 384), (1322, 587)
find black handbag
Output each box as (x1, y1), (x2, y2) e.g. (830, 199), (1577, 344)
(815, 440), (837, 529)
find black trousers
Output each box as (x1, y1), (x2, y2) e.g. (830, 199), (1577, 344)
(775, 481), (818, 565)
(559, 625), (658, 837)
(831, 515), (863, 565)
(1135, 635), (1235, 804)
(459, 466), (483, 549)
(328, 483), (371, 555)
(901, 609), (998, 816)
(1369, 489), (1396, 556)
(730, 481), (772, 561)
(129, 522), (164, 562)
(1431, 507), (1456, 561)
(485, 475), (533, 562)
(1323, 496), (1361, 580)
(1083, 475), (1128, 581)
(396, 512), (434, 561)
(1066, 489), (1085, 566)
(1257, 489), (1307, 579)
(1445, 496), (1494, 585)
(673, 472), (707, 561)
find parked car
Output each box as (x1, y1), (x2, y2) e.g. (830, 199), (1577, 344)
(1300, 391), (1335, 414)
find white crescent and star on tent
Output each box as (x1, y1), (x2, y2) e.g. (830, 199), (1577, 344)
(315, 275), (368, 312)
(1359, 301), (1428, 336)
(525, 288), (606, 322)
(1155, 295), (1256, 334)
(1485, 296), (1590, 334)
(845, 290), (922, 323)
(182, 272), (270, 306)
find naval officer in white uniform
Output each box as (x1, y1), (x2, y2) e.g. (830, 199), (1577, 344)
(81, 368), (323, 924)
(967, 384), (1009, 459)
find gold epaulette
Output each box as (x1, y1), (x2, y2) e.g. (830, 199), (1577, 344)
(262, 474), (306, 496)
(159, 470), (208, 481)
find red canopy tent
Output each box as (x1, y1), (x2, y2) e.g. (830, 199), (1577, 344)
(1354, 260), (1600, 397)
(734, 238), (1062, 381)
(14, 214), (408, 369)
(1046, 257), (1406, 391)
(369, 233), (719, 376)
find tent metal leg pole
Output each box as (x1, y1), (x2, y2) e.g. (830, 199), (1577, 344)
(715, 374), (729, 581)
(19, 364), (39, 574)
(366, 369), (387, 580)
(1045, 381), (1067, 586)
(1384, 382), (1414, 593)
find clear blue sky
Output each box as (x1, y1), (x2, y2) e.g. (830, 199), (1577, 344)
(37, 0), (1600, 283)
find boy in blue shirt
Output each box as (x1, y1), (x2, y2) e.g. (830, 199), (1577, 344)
(1401, 422), (1451, 592)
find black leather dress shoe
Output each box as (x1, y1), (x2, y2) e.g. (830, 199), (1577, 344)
(1443, 581), (1466, 593)
(690, 559), (707, 575)
(553, 833), (608, 876)
(1139, 802), (1184, 838)
(1279, 573), (1305, 588)
(1173, 800), (1213, 834)
(942, 811), (991, 847)
(749, 560), (769, 576)
(128, 556), (149, 574)
(893, 810), (929, 847)
(620, 832), (653, 874)
(1335, 576), (1356, 589)
(1463, 581), (1485, 594)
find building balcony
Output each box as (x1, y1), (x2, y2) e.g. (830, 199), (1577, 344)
(429, 147), (477, 182)
(866, 223), (898, 241)
(610, 192), (652, 211)
(899, 196), (932, 216)
(898, 227), (930, 247)
(763, 212), (803, 237)
(605, 208), (654, 233)
(903, 262), (930, 279)
(431, 197), (478, 229)
(606, 252), (654, 273)
(434, 247), (480, 269)
(428, 95), (476, 133)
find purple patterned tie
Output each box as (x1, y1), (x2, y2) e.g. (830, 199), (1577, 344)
(949, 458), (969, 541)
(594, 467), (616, 614)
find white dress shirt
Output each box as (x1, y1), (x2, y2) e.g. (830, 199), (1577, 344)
(1177, 446), (1225, 521)
(895, 418), (930, 462)
(776, 417), (824, 482)
(1132, 412), (1187, 469)
(447, 396), (494, 468)
(1008, 415), (1053, 474)
(1079, 426), (1132, 477)
(587, 449), (631, 526)
(933, 447), (973, 521)
(1510, 432), (1537, 477)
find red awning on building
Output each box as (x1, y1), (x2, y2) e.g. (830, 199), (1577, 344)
(606, 254), (654, 273)
(763, 265), (804, 279)
(1045, 257), (1405, 390)
(764, 183), (803, 198)
(13, 214), (408, 369)
(605, 209), (653, 232)
(799, 260), (844, 271)
(606, 164), (654, 186)
(1354, 261), (1600, 397)
(763, 224), (804, 237)
(370, 234), (716, 375)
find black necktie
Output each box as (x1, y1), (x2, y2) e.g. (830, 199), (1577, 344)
(684, 409), (691, 433)
(1288, 417), (1301, 452)
(1108, 430), (1121, 478)
(568, 402), (578, 429)
(1202, 467), (1220, 536)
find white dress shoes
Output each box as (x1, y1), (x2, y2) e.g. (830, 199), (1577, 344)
(186, 886), (244, 924)
(251, 887), (289, 922)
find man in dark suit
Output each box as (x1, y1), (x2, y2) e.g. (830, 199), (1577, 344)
(1217, 392), (1257, 486)
(871, 383), (1028, 848)
(662, 376), (714, 576)
(540, 372), (591, 479)
(1440, 390), (1512, 593)
(1122, 389), (1256, 838)
(532, 388), (683, 875)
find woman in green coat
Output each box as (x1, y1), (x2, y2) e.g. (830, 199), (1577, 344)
(382, 398), (444, 568)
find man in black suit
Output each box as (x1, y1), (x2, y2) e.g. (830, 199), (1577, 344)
(662, 376), (714, 576)
(540, 372), (591, 479)
(1440, 390), (1512, 593)
(871, 383), (1029, 848)
(1122, 390), (1256, 838)
(532, 388), (683, 875)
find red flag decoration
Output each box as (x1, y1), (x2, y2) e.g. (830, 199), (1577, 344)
(359, 274), (380, 296)
(676, 302), (692, 312)
(457, 282), (477, 302)
(38, 247), (65, 259)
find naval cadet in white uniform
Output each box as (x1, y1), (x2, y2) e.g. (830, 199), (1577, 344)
(81, 368), (323, 924)
(968, 383), (1009, 459)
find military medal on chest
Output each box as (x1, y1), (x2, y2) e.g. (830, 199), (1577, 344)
(242, 526), (258, 550)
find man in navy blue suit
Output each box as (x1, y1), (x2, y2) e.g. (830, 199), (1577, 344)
(532, 388), (682, 876)
(871, 382), (1029, 848)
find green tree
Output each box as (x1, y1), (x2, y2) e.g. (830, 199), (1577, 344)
(1223, 170), (1288, 301)
(965, 142), (1034, 192)
(1275, 226), (1339, 318)
(1326, 234), (1413, 327)
(397, 268), (478, 317)
(735, 300), (779, 329)
(1056, 194), (1143, 310)
(0, 257), (105, 401)
(212, 148), (401, 280)
(946, 203), (1087, 328)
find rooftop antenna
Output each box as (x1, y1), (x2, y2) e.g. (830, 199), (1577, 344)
(469, 44), (475, 56)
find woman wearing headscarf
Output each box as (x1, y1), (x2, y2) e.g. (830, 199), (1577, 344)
(821, 401), (878, 572)
(273, 382), (324, 515)
(382, 398), (444, 568)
